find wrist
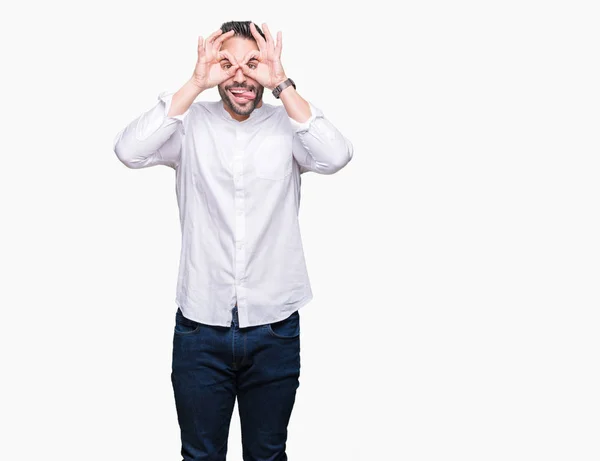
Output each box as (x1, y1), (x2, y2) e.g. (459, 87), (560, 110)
(272, 77), (296, 99)
(188, 77), (207, 94)
(271, 76), (288, 90)
(278, 83), (295, 97)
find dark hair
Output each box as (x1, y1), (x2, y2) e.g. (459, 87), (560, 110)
(220, 21), (266, 41)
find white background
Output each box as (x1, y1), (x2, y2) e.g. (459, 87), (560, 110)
(1, 0), (599, 460)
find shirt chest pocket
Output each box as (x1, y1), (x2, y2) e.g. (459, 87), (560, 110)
(254, 134), (293, 180)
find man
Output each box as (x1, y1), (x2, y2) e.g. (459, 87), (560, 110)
(113, 20), (353, 461)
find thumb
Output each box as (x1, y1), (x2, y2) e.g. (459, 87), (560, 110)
(240, 62), (257, 79)
(222, 63), (240, 80)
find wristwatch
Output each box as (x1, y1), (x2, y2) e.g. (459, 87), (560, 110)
(272, 78), (296, 99)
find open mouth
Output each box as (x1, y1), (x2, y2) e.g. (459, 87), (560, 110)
(229, 88), (256, 103)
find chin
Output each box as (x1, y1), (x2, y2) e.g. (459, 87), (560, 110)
(230, 101), (255, 116)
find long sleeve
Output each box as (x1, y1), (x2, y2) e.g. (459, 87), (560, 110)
(287, 102), (354, 175)
(113, 91), (191, 169)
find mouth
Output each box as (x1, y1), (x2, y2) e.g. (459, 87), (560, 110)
(228, 87), (256, 103)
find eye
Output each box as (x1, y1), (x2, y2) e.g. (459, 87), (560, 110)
(223, 63), (232, 69)
(248, 63), (257, 70)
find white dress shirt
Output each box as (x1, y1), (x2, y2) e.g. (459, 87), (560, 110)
(113, 90), (353, 327)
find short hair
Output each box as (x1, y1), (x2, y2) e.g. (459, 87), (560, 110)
(220, 21), (266, 41)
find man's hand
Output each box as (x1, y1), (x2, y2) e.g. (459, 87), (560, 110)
(192, 29), (239, 90)
(240, 23), (288, 90)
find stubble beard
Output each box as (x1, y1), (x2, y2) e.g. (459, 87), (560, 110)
(218, 83), (264, 116)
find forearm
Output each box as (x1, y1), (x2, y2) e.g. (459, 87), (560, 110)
(279, 84), (311, 124)
(168, 78), (205, 117)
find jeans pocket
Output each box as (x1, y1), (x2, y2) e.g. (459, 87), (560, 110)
(266, 310), (300, 339)
(174, 308), (201, 335)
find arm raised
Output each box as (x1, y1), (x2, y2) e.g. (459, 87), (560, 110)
(113, 29), (239, 169)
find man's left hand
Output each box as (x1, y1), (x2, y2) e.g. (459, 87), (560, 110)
(240, 23), (288, 91)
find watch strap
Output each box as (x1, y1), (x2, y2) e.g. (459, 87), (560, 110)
(272, 78), (296, 99)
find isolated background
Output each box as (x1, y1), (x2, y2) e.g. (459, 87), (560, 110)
(1, 0), (599, 460)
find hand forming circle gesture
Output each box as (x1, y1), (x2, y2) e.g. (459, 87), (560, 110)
(192, 29), (240, 90)
(240, 23), (288, 91)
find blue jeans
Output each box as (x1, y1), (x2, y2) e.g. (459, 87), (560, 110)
(171, 305), (301, 461)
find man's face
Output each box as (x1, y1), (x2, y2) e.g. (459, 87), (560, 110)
(217, 36), (264, 119)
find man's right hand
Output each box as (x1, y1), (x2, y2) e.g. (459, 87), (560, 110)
(192, 29), (239, 91)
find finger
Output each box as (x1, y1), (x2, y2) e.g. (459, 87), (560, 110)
(219, 49), (239, 66)
(204, 29), (224, 54)
(223, 63), (240, 79)
(242, 50), (261, 76)
(241, 50), (258, 70)
(249, 23), (266, 50)
(240, 62), (257, 80)
(220, 51), (240, 78)
(197, 35), (205, 57)
(242, 49), (260, 65)
(206, 29), (223, 44)
(213, 29), (235, 50)
(262, 23), (274, 49)
(275, 31), (282, 58)
(217, 63), (238, 84)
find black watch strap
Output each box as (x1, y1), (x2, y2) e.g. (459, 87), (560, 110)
(272, 78), (296, 99)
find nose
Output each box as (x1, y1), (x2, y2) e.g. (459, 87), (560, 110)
(232, 66), (246, 83)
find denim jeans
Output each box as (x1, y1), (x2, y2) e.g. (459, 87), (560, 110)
(171, 304), (301, 461)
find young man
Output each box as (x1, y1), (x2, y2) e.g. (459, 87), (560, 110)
(113, 20), (353, 461)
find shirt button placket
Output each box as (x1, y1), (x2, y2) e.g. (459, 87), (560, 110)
(233, 145), (247, 326)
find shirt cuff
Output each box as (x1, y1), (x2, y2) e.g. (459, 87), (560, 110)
(158, 91), (191, 122)
(287, 101), (323, 133)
